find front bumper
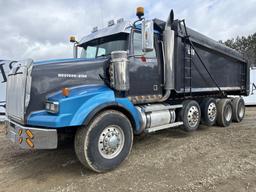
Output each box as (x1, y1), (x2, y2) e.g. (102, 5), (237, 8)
(4, 119), (57, 149)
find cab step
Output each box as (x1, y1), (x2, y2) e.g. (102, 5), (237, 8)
(143, 104), (183, 112)
(145, 122), (184, 133)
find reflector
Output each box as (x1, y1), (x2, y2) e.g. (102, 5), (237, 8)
(25, 130), (34, 139)
(18, 129), (22, 136)
(26, 138), (34, 148)
(18, 137), (23, 144)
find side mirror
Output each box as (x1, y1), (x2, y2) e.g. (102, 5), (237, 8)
(142, 20), (154, 52)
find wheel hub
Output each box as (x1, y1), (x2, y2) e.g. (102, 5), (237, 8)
(238, 103), (245, 118)
(224, 104), (232, 121)
(103, 132), (120, 152)
(208, 102), (217, 121)
(98, 126), (124, 159)
(187, 106), (199, 127)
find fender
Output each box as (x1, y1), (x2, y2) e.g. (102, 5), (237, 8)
(82, 99), (142, 134)
(27, 85), (141, 133)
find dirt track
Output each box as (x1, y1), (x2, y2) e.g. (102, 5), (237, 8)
(0, 107), (256, 192)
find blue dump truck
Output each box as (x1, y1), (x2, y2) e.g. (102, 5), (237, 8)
(4, 8), (249, 172)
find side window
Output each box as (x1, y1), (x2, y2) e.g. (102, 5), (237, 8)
(81, 46), (97, 59)
(133, 32), (156, 58)
(97, 47), (106, 57)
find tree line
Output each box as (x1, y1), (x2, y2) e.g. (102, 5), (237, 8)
(220, 33), (256, 67)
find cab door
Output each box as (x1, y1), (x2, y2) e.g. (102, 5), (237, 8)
(128, 30), (163, 97)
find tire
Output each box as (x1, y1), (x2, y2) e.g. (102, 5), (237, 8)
(232, 97), (245, 122)
(75, 110), (133, 172)
(216, 99), (233, 127)
(179, 100), (201, 132)
(200, 98), (217, 126)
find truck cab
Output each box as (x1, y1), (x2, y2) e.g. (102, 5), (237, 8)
(4, 8), (248, 172)
(77, 21), (164, 99)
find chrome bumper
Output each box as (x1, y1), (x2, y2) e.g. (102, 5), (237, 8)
(4, 119), (57, 149)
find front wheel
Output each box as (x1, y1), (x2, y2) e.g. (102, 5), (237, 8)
(75, 110), (133, 172)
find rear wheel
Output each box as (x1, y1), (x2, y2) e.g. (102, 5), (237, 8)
(232, 97), (245, 122)
(179, 100), (201, 132)
(216, 99), (233, 127)
(75, 110), (133, 172)
(200, 98), (217, 126)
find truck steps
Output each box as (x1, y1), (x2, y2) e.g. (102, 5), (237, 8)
(145, 122), (184, 133)
(143, 104), (183, 112)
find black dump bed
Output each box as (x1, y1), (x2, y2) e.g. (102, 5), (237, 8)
(154, 19), (250, 97)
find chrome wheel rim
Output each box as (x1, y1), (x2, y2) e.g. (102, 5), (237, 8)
(187, 105), (200, 127)
(238, 103), (245, 118)
(225, 104), (232, 122)
(208, 102), (217, 121)
(98, 125), (125, 159)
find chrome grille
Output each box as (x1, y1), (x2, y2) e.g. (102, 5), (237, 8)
(6, 59), (33, 124)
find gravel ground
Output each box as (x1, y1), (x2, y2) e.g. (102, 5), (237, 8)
(0, 107), (256, 192)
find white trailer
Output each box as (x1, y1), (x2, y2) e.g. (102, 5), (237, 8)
(244, 67), (256, 105)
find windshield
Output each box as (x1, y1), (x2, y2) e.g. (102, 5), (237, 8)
(80, 33), (128, 59)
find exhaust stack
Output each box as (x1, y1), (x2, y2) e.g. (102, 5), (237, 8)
(163, 10), (175, 91)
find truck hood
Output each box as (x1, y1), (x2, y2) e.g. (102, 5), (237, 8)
(25, 57), (109, 121)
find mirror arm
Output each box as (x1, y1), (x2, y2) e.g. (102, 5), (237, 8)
(73, 43), (78, 58)
(132, 18), (144, 29)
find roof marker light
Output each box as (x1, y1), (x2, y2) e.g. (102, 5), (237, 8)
(92, 26), (98, 33)
(117, 18), (124, 23)
(108, 20), (115, 27)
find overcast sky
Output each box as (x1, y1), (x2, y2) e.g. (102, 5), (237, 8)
(0, 0), (255, 61)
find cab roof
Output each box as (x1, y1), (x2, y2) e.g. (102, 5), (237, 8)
(79, 21), (132, 45)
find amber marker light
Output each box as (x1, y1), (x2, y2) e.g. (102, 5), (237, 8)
(18, 129), (22, 136)
(18, 137), (23, 144)
(25, 130), (34, 139)
(69, 36), (76, 43)
(62, 87), (70, 97)
(26, 138), (34, 148)
(136, 7), (144, 19)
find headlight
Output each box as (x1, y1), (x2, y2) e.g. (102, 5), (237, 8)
(45, 101), (59, 113)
